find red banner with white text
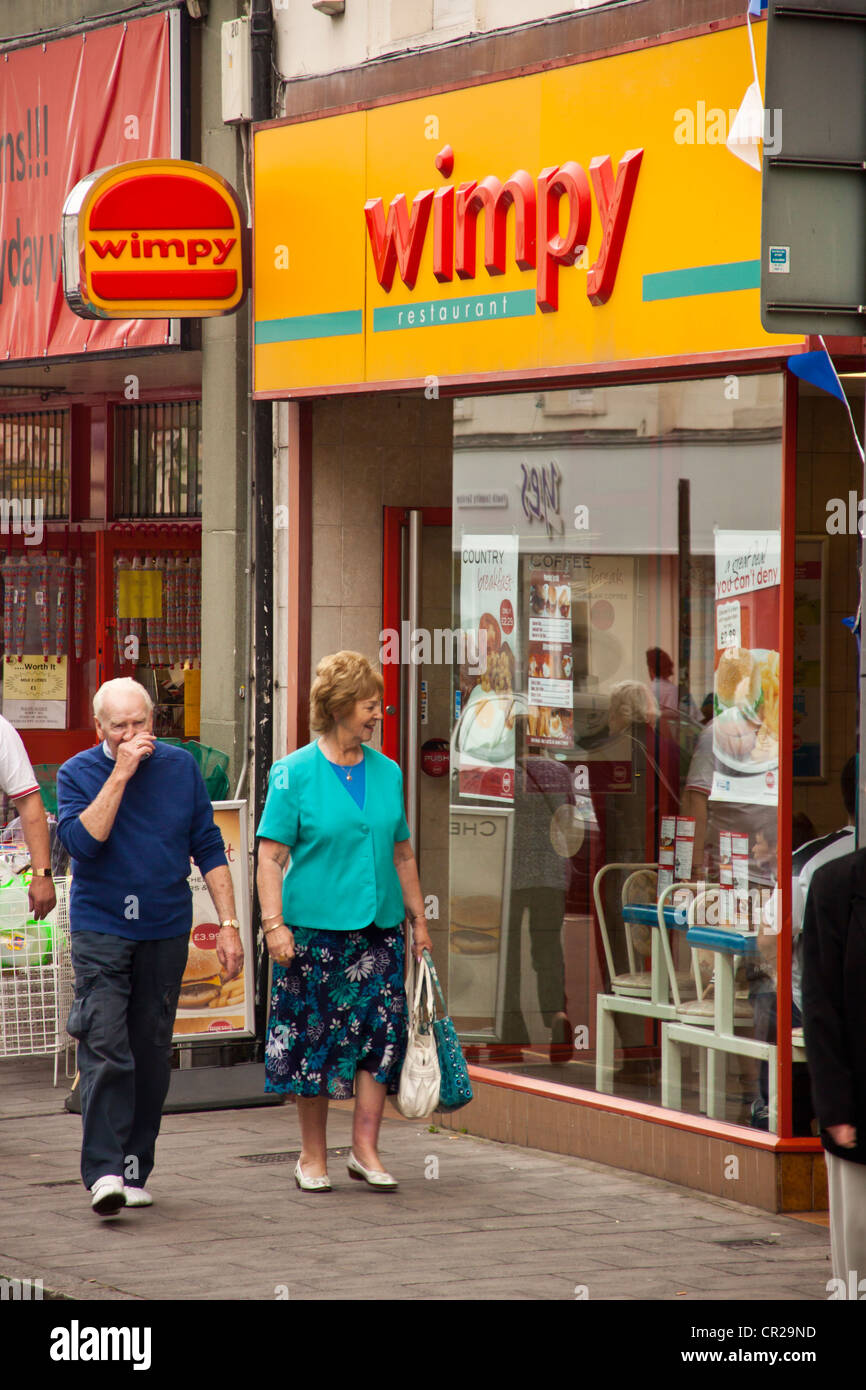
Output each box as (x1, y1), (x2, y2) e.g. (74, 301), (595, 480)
(0, 11), (174, 361)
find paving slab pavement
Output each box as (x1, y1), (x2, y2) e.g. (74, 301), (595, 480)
(0, 1056), (834, 1303)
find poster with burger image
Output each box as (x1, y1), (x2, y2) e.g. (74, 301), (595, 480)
(172, 801), (253, 1040)
(712, 530), (781, 807)
(456, 535), (518, 803)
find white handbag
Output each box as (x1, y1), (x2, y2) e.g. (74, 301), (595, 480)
(396, 951), (441, 1119)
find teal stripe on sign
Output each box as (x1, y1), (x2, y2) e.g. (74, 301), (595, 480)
(255, 309), (363, 344)
(374, 288), (536, 332)
(642, 260), (761, 302)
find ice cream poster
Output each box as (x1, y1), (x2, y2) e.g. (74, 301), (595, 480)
(456, 535), (518, 803)
(711, 530), (781, 807)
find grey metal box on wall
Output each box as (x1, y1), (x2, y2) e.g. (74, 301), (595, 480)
(760, 1), (866, 337)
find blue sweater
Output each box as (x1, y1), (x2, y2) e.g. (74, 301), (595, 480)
(56, 742), (228, 941)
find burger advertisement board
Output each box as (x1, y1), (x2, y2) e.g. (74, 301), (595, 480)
(173, 801), (254, 1041)
(712, 530), (781, 808)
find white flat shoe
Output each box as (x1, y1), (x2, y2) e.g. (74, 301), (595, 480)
(294, 1159), (331, 1193)
(90, 1174), (126, 1216)
(124, 1186), (153, 1208)
(347, 1152), (398, 1190)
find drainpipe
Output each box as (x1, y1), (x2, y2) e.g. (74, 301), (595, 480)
(250, 0), (274, 1049)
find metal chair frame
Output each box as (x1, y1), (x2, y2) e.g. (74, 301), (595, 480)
(593, 864), (693, 1095)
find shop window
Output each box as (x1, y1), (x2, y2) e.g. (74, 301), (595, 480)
(0, 409), (69, 519)
(107, 533), (202, 740)
(113, 401), (202, 519)
(449, 375), (786, 1135)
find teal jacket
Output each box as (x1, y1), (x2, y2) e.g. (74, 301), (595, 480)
(257, 742), (411, 931)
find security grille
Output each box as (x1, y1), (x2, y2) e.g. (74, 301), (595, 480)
(0, 409), (69, 519)
(113, 400), (202, 518)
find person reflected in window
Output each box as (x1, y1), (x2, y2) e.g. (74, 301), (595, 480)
(681, 718), (776, 889)
(645, 647), (700, 725)
(682, 718), (812, 1130)
(595, 681), (680, 987)
(503, 733), (574, 1063)
(604, 679), (680, 857)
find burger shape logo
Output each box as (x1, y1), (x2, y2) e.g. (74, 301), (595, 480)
(62, 159), (247, 318)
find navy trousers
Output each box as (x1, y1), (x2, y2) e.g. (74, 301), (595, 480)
(68, 930), (189, 1190)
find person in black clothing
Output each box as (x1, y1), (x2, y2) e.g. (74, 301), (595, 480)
(752, 756), (857, 1133)
(503, 749), (573, 1058)
(802, 845), (866, 1281)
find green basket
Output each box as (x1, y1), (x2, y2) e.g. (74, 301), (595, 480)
(32, 765), (60, 816)
(159, 740), (230, 801)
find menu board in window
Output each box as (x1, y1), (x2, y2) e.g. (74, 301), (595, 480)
(527, 567), (573, 747)
(0, 552), (80, 728)
(3, 656), (68, 729)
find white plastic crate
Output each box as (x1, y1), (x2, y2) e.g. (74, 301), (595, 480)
(0, 876), (73, 1081)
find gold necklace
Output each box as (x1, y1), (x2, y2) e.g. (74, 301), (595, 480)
(324, 740), (360, 779)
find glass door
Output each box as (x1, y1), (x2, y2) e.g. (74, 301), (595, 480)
(382, 506), (452, 986)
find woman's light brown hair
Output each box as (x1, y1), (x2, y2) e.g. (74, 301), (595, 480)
(309, 651), (384, 735)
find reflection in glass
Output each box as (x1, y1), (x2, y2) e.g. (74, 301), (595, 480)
(449, 375), (785, 1132)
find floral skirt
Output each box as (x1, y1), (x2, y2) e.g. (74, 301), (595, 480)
(264, 924), (407, 1098)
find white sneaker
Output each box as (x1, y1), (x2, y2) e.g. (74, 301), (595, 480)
(124, 1186), (153, 1208)
(90, 1174), (126, 1216)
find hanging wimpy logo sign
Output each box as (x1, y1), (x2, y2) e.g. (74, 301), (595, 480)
(63, 159), (248, 319)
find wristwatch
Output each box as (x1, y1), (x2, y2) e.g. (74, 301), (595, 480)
(31, 868), (52, 877)
(220, 918), (240, 930)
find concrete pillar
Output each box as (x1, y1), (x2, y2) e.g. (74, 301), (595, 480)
(198, 0), (250, 786)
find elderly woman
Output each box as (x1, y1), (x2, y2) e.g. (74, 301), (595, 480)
(256, 651), (432, 1193)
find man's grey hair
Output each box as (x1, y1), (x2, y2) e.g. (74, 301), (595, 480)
(93, 678), (154, 726)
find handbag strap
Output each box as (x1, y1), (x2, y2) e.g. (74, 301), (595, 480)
(410, 953), (435, 1027)
(422, 949), (448, 1019)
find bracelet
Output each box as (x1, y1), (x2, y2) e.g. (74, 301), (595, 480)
(262, 921), (286, 935)
(261, 912), (283, 923)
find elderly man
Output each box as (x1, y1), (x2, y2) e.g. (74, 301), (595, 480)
(0, 711), (56, 919)
(57, 678), (243, 1216)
